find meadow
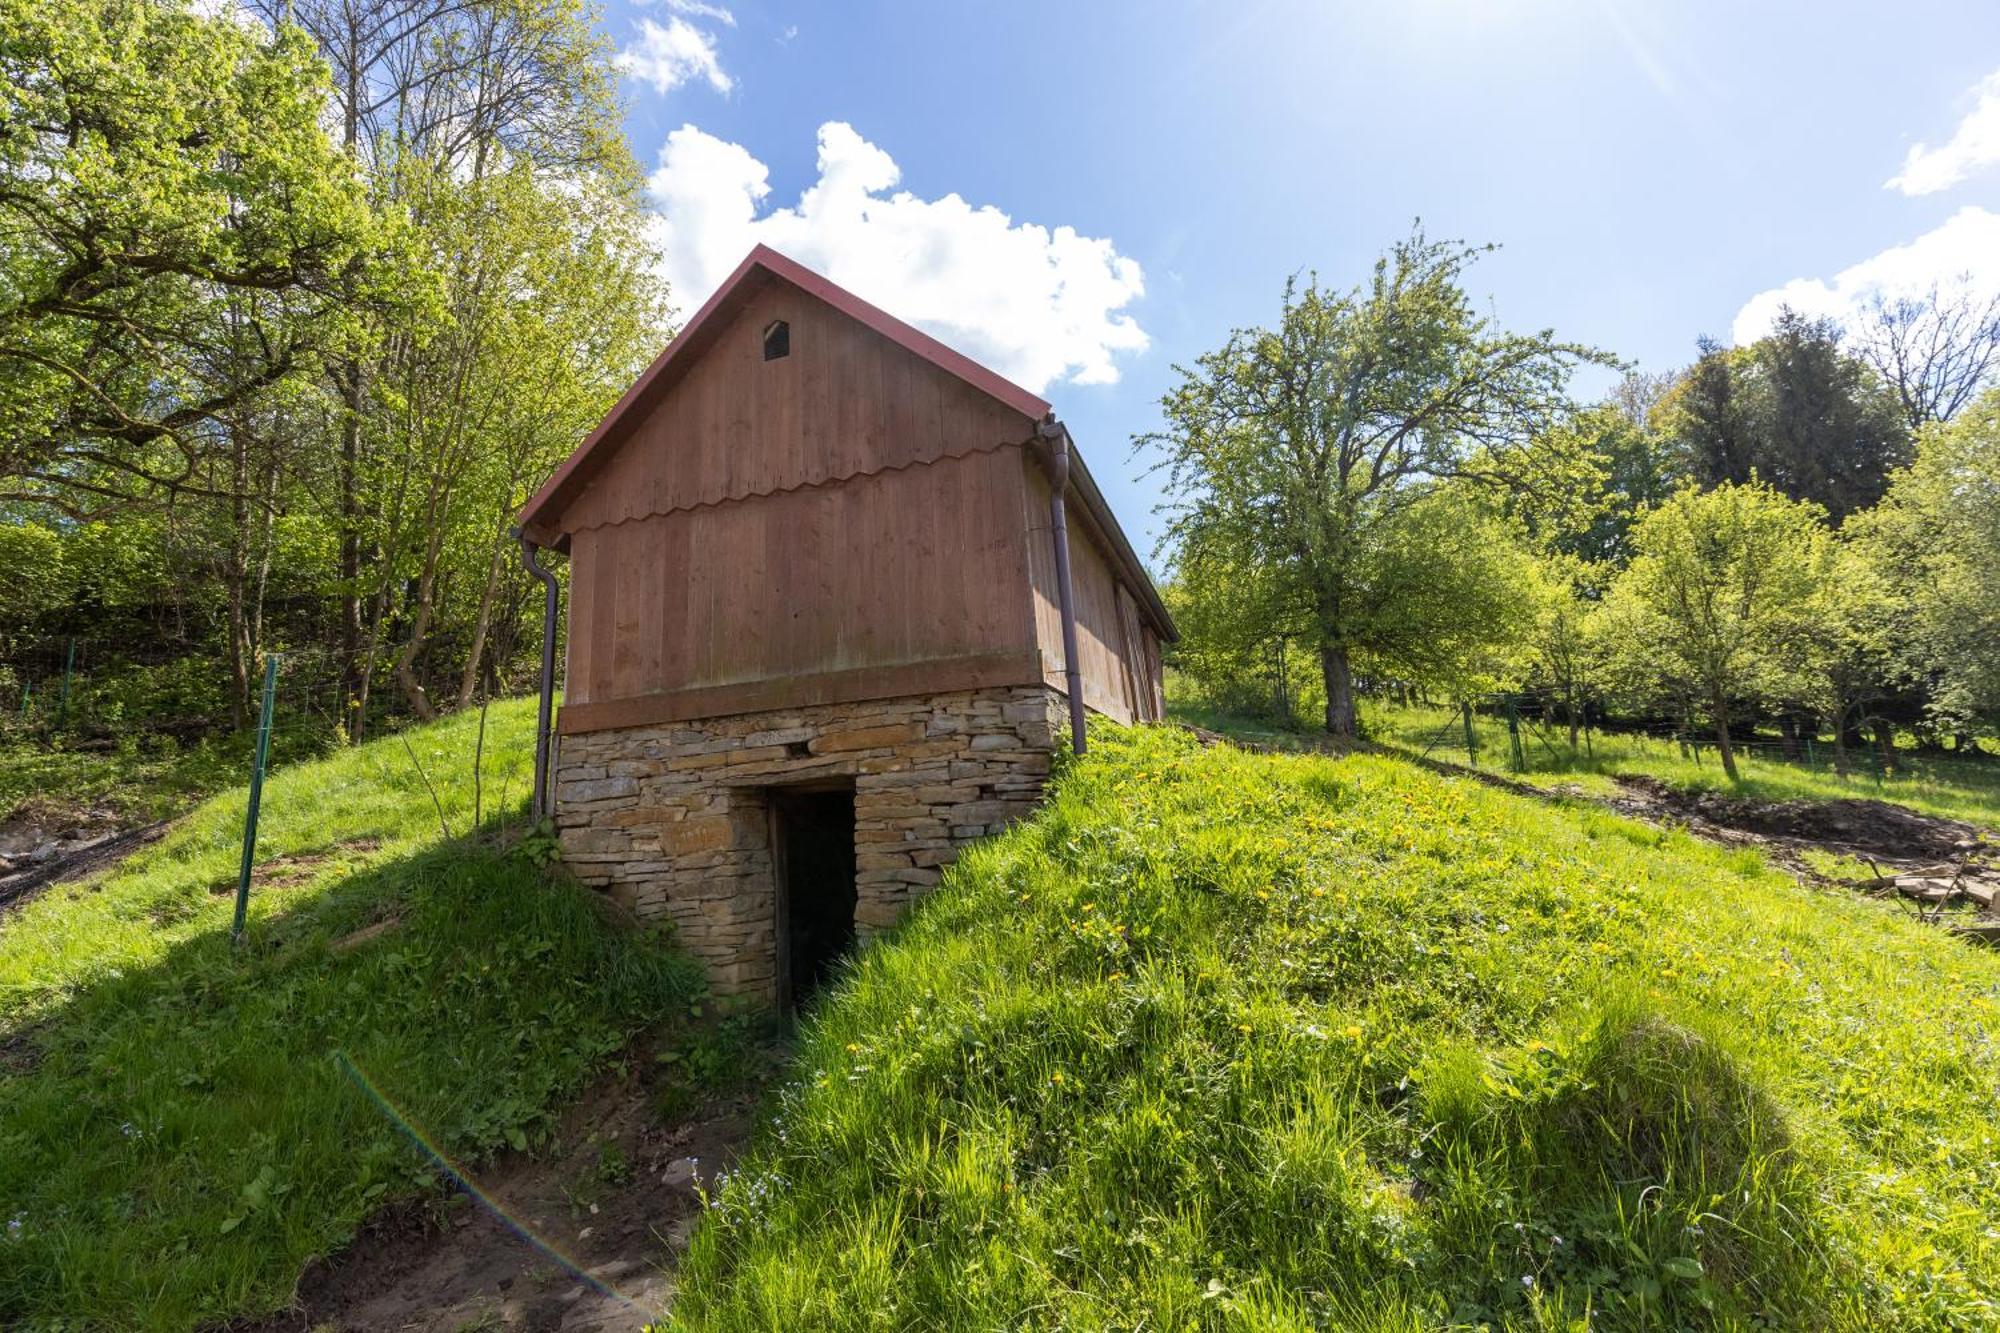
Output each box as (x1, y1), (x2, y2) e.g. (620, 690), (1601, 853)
(0, 701), (702, 1329)
(1177, 696), (2000, 834)
(668, 724), (2000, 1330)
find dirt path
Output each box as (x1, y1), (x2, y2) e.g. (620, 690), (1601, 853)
(0, 812), (170, 915)
(235, 1039), (781, 1333)
(1601, 772), (1988, 865)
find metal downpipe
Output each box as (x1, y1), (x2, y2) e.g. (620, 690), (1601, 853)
(514, 528), (560, 822)
(1039, 417), (1089, 756)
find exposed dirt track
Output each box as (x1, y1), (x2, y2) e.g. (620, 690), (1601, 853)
(231, 1042), (778, 1333)
(0, 818), (170, 915)
(1605, 774), (1988, 864)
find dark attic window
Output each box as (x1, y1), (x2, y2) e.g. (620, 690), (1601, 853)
(762, 319), (790, 361)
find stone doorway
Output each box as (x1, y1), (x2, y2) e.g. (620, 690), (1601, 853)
(770, 786), (858, 1009)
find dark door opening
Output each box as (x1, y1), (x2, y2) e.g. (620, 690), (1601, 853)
(772, 789), (857, 1009)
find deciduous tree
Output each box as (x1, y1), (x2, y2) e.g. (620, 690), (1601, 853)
(0, 0), (379, 514)
(1145, 230), (1609, 736)
(1599, 482), (1830, 780)
(1860, 390), (2000, 740)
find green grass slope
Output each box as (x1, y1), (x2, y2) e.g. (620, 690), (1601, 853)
(1364, 701), (2000, 833)
(0, 701), (702, 1330)
(670, 726), (2000, 1331)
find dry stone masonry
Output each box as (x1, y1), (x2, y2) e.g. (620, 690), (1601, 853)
(554, 684), (1069, 997)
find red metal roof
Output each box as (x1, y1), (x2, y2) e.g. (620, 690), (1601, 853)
(517, 244), (1052, 544)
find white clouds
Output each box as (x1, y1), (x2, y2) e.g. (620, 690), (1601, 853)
(663, 0), (735, 24)
(645, 122), (1149, 393)
(1732, 206), (2000, 343)
(1887, 68), (2000, 196)
(616, 15), (732, 96)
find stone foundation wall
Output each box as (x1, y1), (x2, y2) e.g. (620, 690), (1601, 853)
(552, 684), (1068, 999)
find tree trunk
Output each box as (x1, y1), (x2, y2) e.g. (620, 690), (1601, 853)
(1710, 686), (1740, 781)
(1320, 641), (1356, 737)
(1778, 713), (1802, 763)
(454, 537), (507, 711)
(337, 360), (366, 741)
(1873, 718), (1902, 774)
(352, 581), (393, 744)
(217, 421), (257, 731)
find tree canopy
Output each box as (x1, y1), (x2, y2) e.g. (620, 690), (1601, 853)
(1146, 230), (1611, 735)
(1, 0), (667, 740)
(0, 0), (381, 512)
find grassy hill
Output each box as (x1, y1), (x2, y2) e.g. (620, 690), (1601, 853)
(1373, 701), (2000, 833)
(668, 725), (2000, 1330)
(0, 701), (702, 1330)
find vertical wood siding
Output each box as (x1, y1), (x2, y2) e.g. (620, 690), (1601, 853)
(552, 273), (1165, 726)
(565, 283), (1032, 530)
(566, 445), (1035, 705)
(1023, 457), (1163, 724)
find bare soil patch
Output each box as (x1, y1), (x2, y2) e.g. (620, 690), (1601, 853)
(231, 1033), (782, 1333)
(205, 837), (386, 896)
(0, 813), (169, 915)
(1606, 775), (1989, 863)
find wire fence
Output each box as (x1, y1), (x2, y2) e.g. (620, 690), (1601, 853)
(4, 634), (357, 770)
(1392, 691), (1940, 787)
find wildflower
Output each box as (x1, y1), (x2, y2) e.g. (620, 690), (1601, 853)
(1344, 1024), (1363, 1040)
(844, 1042), (861, 1053)
(1520, 1274), (1536, 1290)
(1050, 1072), (1064, 1084)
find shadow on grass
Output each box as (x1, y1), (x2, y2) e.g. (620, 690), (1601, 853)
(1416, 995), (1840, 1326)
(0, 824), (703, 1333)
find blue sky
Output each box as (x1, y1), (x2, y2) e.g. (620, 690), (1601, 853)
(600, 0), (2000, 553)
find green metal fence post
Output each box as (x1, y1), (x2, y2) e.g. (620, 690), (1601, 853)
(1461, 701), (1478, 766)
(232, 653), (280, 943)
(1506, 699), (1526, 772)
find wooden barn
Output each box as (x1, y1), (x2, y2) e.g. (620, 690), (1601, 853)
(516, 245), (1174, 1003)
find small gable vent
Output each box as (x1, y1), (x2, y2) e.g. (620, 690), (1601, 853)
(762, 319), (790, 361)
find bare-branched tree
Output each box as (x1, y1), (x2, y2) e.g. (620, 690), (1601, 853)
(1854, 280), (2000, 432)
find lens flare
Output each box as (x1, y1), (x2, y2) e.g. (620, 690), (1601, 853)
(334, 1049), (656, 1317)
